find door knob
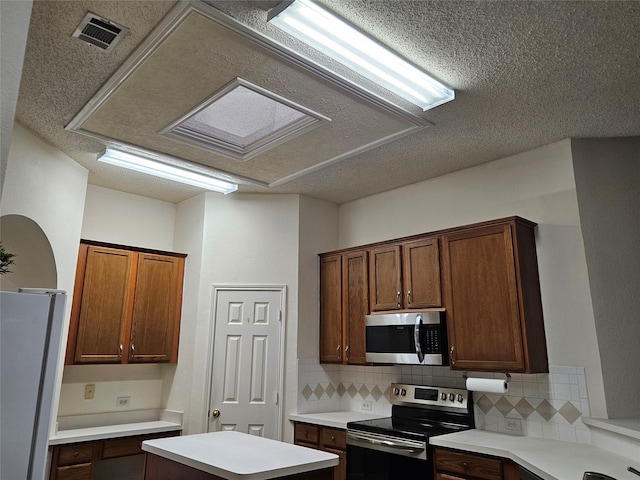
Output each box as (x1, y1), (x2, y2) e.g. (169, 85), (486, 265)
(211, 409), (221, 419)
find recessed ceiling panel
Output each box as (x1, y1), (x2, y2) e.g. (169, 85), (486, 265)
(161, 78), (330, 161)
(66, 2), (428, 187)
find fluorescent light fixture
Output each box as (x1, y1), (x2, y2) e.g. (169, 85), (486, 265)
(98, 147), (238, 194)
(267, 0), (454, 111)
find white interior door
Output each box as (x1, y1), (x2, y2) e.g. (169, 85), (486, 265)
(207, 286), (285, 440)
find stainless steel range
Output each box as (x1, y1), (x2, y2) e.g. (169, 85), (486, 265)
(346, 383), (474, 479)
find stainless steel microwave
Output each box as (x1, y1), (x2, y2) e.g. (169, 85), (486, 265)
(365, 311), (448, 365)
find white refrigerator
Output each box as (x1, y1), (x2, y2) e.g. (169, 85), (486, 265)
(1, 289), (67, 480)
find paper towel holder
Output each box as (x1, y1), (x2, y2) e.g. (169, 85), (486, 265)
(462, 372), (511, 383)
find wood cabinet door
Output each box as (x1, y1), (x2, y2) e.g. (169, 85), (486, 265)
(129, 253), (184, 363)
(402, 237), (441, 309)
(442, 223), (525, 371)
(342, 251), (369, 364)
(369, 245), (402, 311)
(320, 254), (343, 363)
(74, 246), (133, 363)
(323, 446), (346, 480)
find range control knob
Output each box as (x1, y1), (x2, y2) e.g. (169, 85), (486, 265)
(457, 394), (464, 403)
(441, 392), (447, 401)
(393, 388), (400, 396)
(449, 393), (455, 401)
(400, 389), (407, 396)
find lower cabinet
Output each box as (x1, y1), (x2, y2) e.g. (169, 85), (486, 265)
(433, 448), (519, 480)
(293, 422), (346, 480)
(49, 431), (180, 480)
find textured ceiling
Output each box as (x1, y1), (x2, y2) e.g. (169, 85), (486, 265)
(15, 0), (640, 205)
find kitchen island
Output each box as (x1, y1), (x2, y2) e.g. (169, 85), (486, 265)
(141, 431), (338, 480)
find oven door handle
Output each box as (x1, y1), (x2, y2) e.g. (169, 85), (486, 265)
(347, 431), (425, 454)
(415, 314), (424, 363)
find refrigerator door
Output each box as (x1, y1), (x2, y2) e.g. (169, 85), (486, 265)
(1, 291), (66, 480)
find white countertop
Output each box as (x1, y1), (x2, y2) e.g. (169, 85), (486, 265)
(49, 420), (182, 445)
(142, 431), (338, 480)
(583, 417), (640, 440)
(288, 410), (388, 429)
(430, 429), (640, 480)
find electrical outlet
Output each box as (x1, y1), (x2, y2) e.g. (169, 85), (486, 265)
(84, 384), (95, 400)
(505, 418), (522, 432)
(116, 396), (131, 407)
(361, 400), (373, 411)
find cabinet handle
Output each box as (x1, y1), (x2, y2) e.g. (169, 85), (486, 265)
(450, 346), (455, 365)
(130, 343), (135, 358)
(345, 345), (349, 360)
(118, 344), (123, 359)
(407, 290), (412, 305)
(396, 291), (401, 308)
(336, 345), (341, 359)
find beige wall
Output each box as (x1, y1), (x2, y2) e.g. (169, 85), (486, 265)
(337, 140), (607, 417)
(0, 123), (89, 434)
(81, 185), (177, 251)
(572, 137), (640, 418)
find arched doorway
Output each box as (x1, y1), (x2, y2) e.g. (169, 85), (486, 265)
(0, 214), (56, 291)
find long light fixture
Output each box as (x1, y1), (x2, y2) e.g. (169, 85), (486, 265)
(267, 0), (454, 111)
(98, 147), (238, 194)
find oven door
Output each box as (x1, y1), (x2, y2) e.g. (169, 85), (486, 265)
(346, 430), (432, 480)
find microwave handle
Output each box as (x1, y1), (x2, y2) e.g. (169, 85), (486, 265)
(414, 314), (424, 363)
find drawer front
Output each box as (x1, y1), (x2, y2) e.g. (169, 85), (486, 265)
(57, 444), (94, 466)
(320, 427), (346, 450)
(55, 463), (92, 480)
(294, 423), (319, 445)
(102, 432), (179, 459)
(102, 435), (145, 458)
(435, 449), (502, 480)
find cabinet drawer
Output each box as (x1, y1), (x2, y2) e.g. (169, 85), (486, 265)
(102, 432), (178, 459)
(294, 423), (319, 445)
(102, 435), (146, 458)
(435, 449), (502, 480)
(320, 427), (346, 450)
(55, 463), (92, 480)
(57, 444), (94, 466)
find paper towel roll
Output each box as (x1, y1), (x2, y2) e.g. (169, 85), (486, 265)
(465, 377), (509, 394)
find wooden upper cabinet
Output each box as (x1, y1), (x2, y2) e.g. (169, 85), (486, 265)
(342, 251), (369, 365)
(129, 253), (184, 363)
(320, 254), (343, 363)
(369, 245), (402, 311)
(319, 250), (369, 365)
(369, 238), (441, 312)
(441, 218), (548, 373)
(67, 241), (186, 365)
(402, 238), (441, 309)
(72, 245), (133, 363)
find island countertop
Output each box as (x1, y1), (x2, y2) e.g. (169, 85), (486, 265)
(142, 431), (338, 480)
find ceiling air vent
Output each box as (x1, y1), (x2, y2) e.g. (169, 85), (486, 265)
(72, 12), (129, 52)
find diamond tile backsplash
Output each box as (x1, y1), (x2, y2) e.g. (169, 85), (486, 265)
(297, 360), (591, 444)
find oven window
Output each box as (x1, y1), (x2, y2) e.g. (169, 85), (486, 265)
(347, 445), (433, 480)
